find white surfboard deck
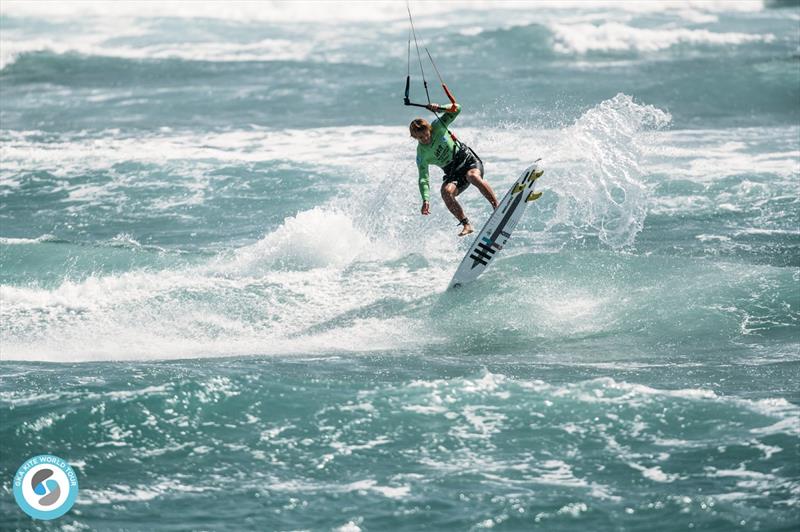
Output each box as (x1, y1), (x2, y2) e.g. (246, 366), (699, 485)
(448, 160), (543, 290)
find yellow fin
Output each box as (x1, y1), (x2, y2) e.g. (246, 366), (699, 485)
(525, 191), (542, 202)
(528, 168), (544, 183)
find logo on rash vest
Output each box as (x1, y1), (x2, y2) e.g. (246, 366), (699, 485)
(434, 137), (449, 161)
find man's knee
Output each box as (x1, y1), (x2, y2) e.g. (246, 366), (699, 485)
(441, 182), (457, 198)
(466, 169), (483, 184)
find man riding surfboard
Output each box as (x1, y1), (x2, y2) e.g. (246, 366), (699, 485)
(410, 102), (499, 236)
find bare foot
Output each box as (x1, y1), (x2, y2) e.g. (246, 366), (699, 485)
(458, 223), (474, 237)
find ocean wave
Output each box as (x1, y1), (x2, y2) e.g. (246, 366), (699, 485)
(0, 0), (766, 23)
(220, 208), (394, 272)
(0, 234), (59, 245)
(1, 21), (779, 72)
(0, 0), (781, 71)
(644, 127), (800, 181)
(549, 22), (775, 55)
(0, 126), (402, 172)
(0, 37), (316, 71)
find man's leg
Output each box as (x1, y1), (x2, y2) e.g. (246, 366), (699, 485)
(441, 182), (473, 236)
(466, 168), (499, 209)
(441, 182), (467, 221)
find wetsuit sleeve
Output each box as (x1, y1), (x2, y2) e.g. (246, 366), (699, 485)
(436, 102), (461, 128)
(417, 152), (430, 202)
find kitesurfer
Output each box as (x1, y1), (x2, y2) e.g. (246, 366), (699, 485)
(410, 102), (499, 236)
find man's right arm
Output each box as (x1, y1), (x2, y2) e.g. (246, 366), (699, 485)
(418, 163), (430, 202)
(417, 153), (430, 214)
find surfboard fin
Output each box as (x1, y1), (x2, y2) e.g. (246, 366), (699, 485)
(525, 191), (542, 202)
(512, 183), (526, 194)
(528, 168), (544, 183)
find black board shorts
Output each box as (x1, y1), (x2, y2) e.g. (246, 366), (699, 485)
(442, 147), (483, 195)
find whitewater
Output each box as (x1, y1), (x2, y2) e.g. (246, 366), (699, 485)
(1, 1), (798, 530)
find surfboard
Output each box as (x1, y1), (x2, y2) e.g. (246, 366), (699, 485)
(448, 160), (543, 290)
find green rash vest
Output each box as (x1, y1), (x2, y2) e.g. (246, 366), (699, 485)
(416, 103), (462, 202)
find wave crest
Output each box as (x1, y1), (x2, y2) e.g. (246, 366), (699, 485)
(550, 22), (774, 55)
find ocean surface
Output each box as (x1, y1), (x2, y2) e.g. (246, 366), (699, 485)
(1, 1), (798, 530)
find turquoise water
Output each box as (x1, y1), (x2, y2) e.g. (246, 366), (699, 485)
(1, 1), (798, 530)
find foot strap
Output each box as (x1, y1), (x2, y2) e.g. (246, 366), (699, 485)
(458, 217), (470, 227)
